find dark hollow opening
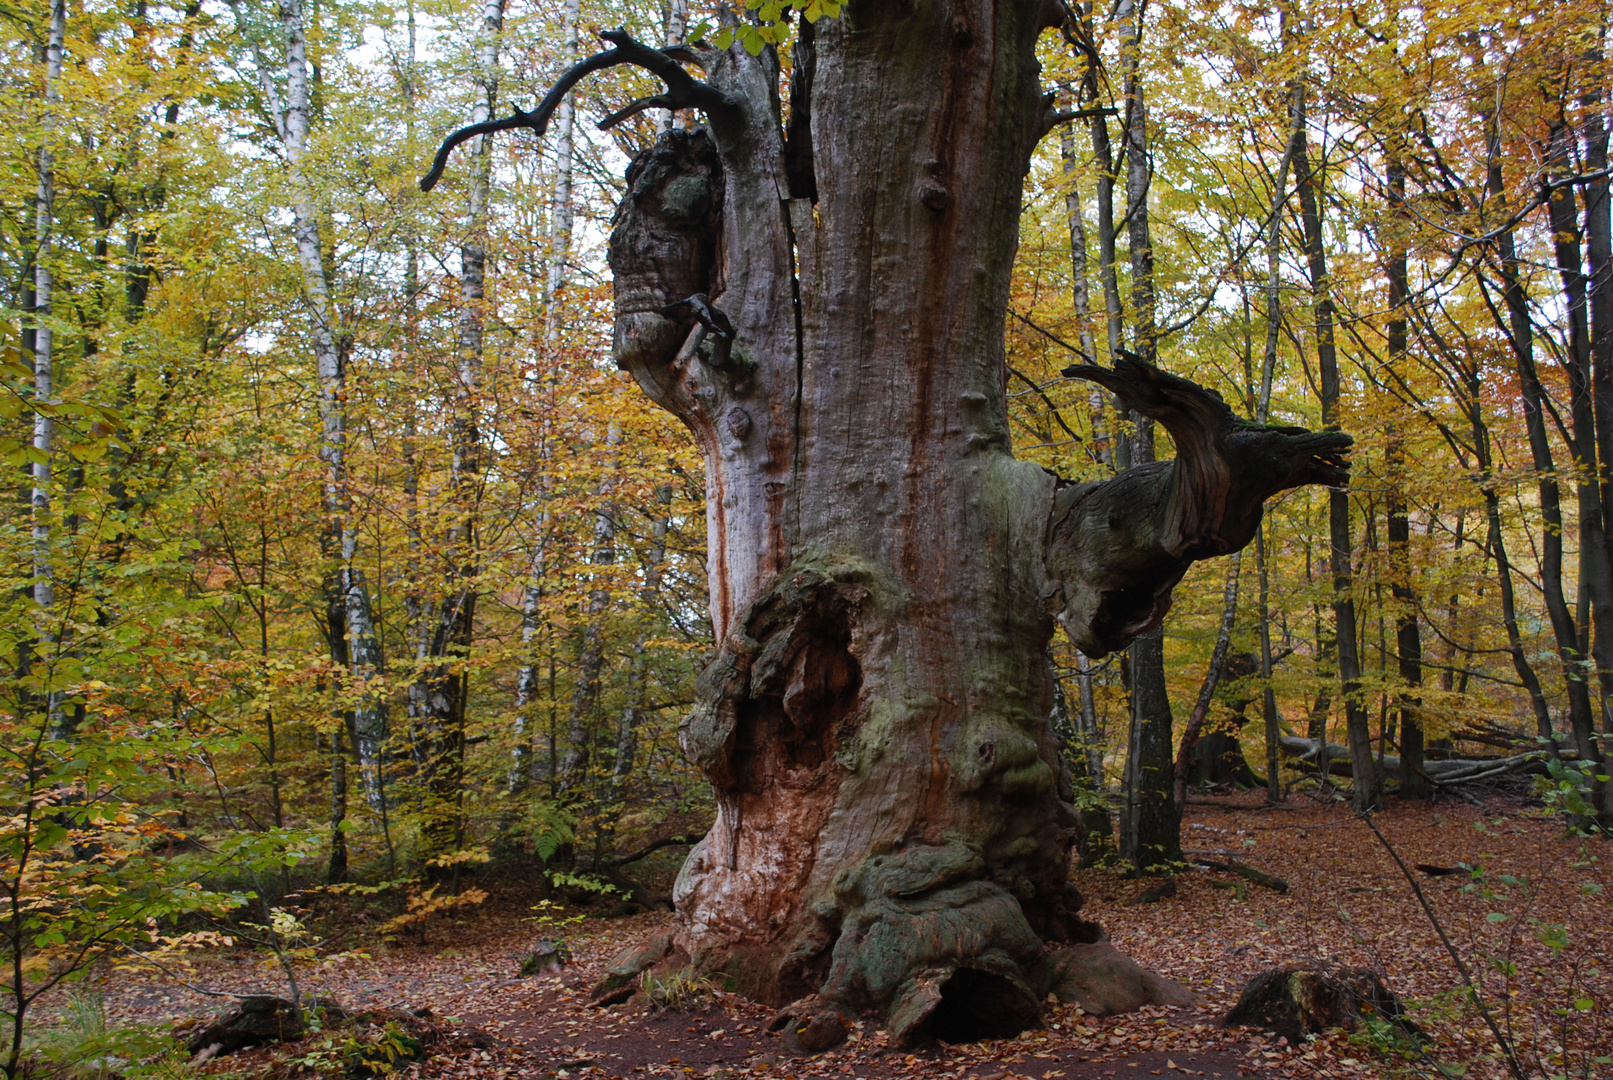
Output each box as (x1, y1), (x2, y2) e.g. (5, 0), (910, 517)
(926, 968), (1041, 1045)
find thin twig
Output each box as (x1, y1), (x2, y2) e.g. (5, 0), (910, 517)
(1360, 812), (1529, 1080)
(120, 944), (261, 1001)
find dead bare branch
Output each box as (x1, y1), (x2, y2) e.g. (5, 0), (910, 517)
(420, 28), (741, 192)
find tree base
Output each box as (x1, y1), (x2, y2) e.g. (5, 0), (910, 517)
(593, 911), (1200, 1051)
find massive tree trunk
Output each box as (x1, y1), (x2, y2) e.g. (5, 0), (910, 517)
(424, 2), (1346, 1046)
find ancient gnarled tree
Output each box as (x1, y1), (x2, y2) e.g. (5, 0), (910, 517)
(425, 6), (1349, 1049)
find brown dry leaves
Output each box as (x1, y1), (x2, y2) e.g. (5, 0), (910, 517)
(85, 796), (1611, 1080)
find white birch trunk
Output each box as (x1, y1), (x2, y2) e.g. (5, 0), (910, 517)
(31, 0), (65, 700)
(544, 0), (580, 311)
(269, 0), (385, 817)
(659, 0), (688, 132)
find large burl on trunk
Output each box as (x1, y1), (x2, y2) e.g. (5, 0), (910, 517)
(426, 0), (1348, 1049)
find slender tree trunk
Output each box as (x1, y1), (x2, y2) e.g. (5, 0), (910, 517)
(518, 0), (578, 794)
(557, 425), (619, 792)
(1383, 148), (1429, 799)
(262, 0), (386, 868)
(1112, 0), (1179, 870)
(598, 488), (672, 858)
(1545, 115), (1613, 819)
(1479, 111), (1583, 747)
(1256, 526), (1282, 800)
(1061, 109), (1110, 463)
(1255, 85), (1300, 802)
(412, 0), (505, 858)
(1585, 68), (1613, 818)
(510, 476), (549, 795)
(660, 0), (689, 131)
(1294, 108), (1378, 811)
(1059, 106), (1114, 859)
(1172, 554), (1241, 808)
(1417, 285), (1556, 739)
(31, 0), (65, 735)
(545, 0), (579, 313)
(327, 723), (349, 883)
(1080, 4), (1129, 480)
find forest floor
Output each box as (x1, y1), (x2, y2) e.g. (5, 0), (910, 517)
(84, 793), (1612, 1080)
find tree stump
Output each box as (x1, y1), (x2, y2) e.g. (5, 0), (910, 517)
(184, 995), (315, 1056)
(519, 939), (570, 977)
(1224, 964), (1417, 1043)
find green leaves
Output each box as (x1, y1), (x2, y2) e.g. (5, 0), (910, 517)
(690, 0), (843, 54)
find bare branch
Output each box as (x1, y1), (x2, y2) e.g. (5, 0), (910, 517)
(421, 28), (741, 192)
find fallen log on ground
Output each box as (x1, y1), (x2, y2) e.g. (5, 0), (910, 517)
(182, 995), (318, 1056)
(1190, 857), (1288, 893)
(182, 997), (475, 1063)
(1278, 735), (1571, 786)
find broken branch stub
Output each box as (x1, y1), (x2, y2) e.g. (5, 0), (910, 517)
(1051, 356), (1352, 656)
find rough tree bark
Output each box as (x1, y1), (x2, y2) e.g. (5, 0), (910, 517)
(424, 6), (1347, 1046)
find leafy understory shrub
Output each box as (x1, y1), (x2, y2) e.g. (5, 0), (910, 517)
(376, 885), (488, 943)
(24, 991), (189, 1080)
(341, 1019), (426, 1077)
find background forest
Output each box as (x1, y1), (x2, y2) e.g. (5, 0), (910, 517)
(2, 0), (1610, 1066)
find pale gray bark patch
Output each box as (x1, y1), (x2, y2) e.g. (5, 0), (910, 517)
(546, 0), (579, 311)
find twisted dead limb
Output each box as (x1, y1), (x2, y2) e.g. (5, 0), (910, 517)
(1051, 355), (1351, 657)
(419, 28), (741, 192)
